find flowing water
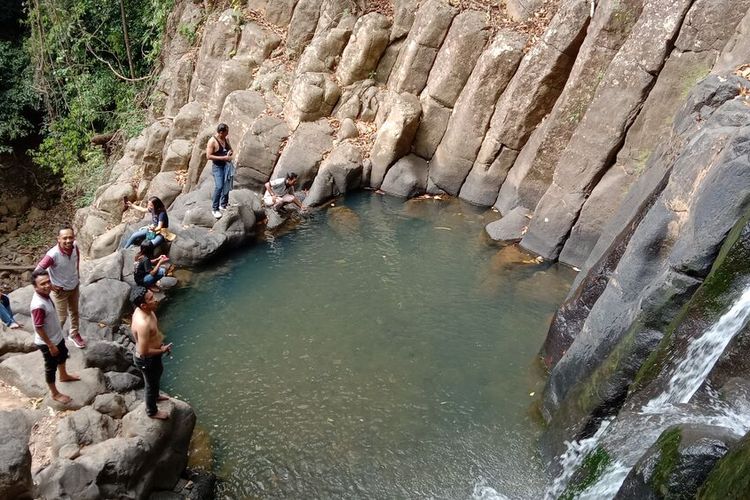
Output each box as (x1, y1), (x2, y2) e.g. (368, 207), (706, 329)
(546, 284), (750, 499)
(159, 193), (576, 498)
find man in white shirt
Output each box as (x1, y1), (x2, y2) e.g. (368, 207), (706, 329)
(264, 172), (306, 212)
(35, 226), (86, 348)
(30, 269), (80, 405)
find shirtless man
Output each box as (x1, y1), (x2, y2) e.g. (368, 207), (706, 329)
(130, 286), (172, 419)
(30, 270), (80, 404)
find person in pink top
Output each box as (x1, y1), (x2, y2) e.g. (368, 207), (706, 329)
(35, 226), (86, 348)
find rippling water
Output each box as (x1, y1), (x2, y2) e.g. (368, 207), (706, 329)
(160, 193), (575, 498)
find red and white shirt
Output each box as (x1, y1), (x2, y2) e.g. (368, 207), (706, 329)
(37, 243), (80, 291)
(31, 292), (64, 346)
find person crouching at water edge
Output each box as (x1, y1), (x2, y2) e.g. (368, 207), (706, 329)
(130, 286), (172, 420)
(30, 270), (80, 405)
(35, 225), (86, 348)
(264, 172), (307, 212)
(123, 196), (173, 249)
(206, 122), (235, 220)
(134, 241), (174, 291)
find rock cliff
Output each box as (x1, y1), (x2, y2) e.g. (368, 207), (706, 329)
(4, 0), (749, 497)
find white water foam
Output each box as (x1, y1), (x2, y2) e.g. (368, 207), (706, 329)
(544, 285), (750, 499)
(644, 286), (750, 411)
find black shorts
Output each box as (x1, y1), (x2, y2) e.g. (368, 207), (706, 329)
(38, 339), (70, 383)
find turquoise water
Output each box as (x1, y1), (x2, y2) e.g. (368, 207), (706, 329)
(160, 193), (576, 498)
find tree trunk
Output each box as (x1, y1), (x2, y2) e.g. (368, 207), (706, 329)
(119, 0), (135, 79)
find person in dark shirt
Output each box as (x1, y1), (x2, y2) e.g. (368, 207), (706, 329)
(123, 196), (170, 249)
(133, 242), (172, 290)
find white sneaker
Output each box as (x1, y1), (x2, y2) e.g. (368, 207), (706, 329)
(219, 205), (227, 211)
(212, 210), (222, 219)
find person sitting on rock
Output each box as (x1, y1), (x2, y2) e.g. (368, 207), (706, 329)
(123, 196), (173, 250)
(0, 288), (22, 329)
(35, 225), (86, 348)
(130, 286), (172, 420)
(206, 123), (234, 220)
(264, 172), (306, 212)
(30, 269), (80, 405)
(134, 242), (173, 291)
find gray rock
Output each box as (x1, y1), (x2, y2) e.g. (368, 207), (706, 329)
(337, 118), (359, 140)
(168, 226), (227, 267)
(296, 21), (354, 75)
(614, 424), (739, 499)
(104, 371), (143, 393)
(505, 0), (545, 22)
(93, 393), (128, 419)
(484, 207), (531, 243)
(169, 101), (203, 141)
(305, 143), (363, 206)
(89, 223), (127, 260)
(429, 31), (526, 195)
(520, 0), (696, 261)
(189, 9), (240, 104)
(141, 120), (172, 180)
(236, 21), (282, 64)
(459, 147), (519, 206)
(146, 172), (183, 209)
(79, 279), (131, 326)
(217, 90), (266, 146)
(286, 0), (324, 57)
(205, 57), (258, 123)
(337, 13), (391, 86)
(413, 95), (451, 160)
(80, 250), (124, 286)
(160, 139), (192, 173)
(714, 7), (750, 73)
(85, 341), (132, 373)
(0, 327), (35, 356)
(272, 120), (334, 189)
(234, 116), (290, 190)
(423, 10), (490, 107)
(284, 72), (341, 130)
(0, 409), (32, 499)
(380, 154), (429, 198)
(388, 0), (458, 95)
(54, 406), (118, 460)
(8, 285), (33, 317)
(93, 181), (135, 222)
(369, 91), (422, 188)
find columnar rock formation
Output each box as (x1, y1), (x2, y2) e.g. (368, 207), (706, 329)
(5, 0), (747, 495)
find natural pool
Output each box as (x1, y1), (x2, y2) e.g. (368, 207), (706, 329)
(160, 193), (576, 498)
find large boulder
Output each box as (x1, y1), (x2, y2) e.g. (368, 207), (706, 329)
(79, 279), (131, 326)
(89, 223), (127, 260)
(234, 116), (290, 190)
(146, 171), (183, 208)
(84, 341), (132, 373)
(368, 91), (421, 188)
(271, 120), (333, 189)
(615, 424), (739, 499)
(168, 225), (227, 267)
(169, 101), (203, 141)
(141, 119), (173, 179)
(336, 13), (391, 86)
(286, 0), (324, 57)
(80, 250), (124, 286)
(53, 406), (119, 460)
(429, 30), (526, 195)
(104, 371), (143, 394)
(305, 143), (363, 207)
(0, 327), (35, 356)
(484, 206), (531, 243)
(205, 57), (258, 123)
(296, 12), (356, 75)
(0, 409), (32, 499)
(284, 72), (341, 130)
(388, 0), (458, 95)
(217, 90), (267, 144)
(380, 154), (429, 198)
(189, 9), (240, 104)
(160, 139), (192, 172)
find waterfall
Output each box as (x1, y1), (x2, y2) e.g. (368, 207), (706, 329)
(543, 284), (750, 499)
(644, 286), (750, 411)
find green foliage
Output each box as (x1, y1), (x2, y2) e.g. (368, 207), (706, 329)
(25, 0), (173, 200)
(698, 433), (750, 498)
(0, 41), (38, 153)
(178, 22), (199, 46)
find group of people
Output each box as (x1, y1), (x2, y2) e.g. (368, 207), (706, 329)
(8, 225), (174, 419)
(4, 122), (311, 419)
(207, 123), (307, 217)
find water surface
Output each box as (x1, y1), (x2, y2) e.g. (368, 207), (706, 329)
(161, 193), (576, 498)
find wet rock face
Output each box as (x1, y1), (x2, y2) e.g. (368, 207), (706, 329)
(540, 74), (750, 455)
(615, 424), (739, 499)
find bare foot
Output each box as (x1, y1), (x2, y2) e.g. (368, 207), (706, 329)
(148, 410), (170, 420)
(52, 393), (72, 404)
(157, 394), (170, 401)
(9, 322), (21, 329)
(59, 374), (81, 382)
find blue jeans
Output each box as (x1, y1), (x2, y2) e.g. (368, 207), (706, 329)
(143, 267), (166, 286)
(0, 295), (15, 326)
(124, 228), (164, 249)
(212, 164), (229, 211)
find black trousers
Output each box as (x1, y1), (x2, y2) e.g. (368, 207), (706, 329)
(134, 354), (163, 416)
(38, 340), (69, 383)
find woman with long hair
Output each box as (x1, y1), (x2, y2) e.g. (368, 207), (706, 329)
(123, 196), (170, 249)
